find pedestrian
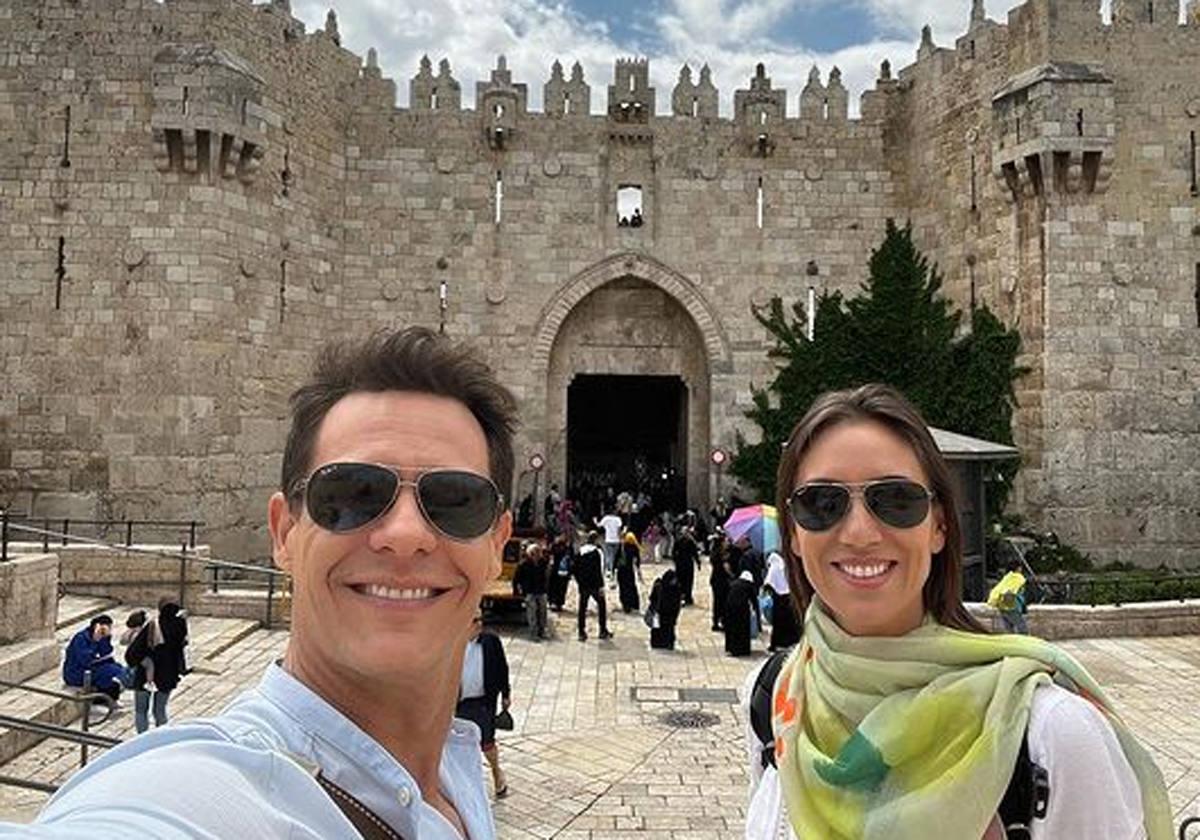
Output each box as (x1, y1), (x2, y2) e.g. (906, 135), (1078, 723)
(62, 615), (126, 703)
(595, 508), (623, 582)
(709, 531), (733, 631)
(123, 600), (190, 734)
(11, 327), (517, 837)
(672, 526), (699, 606)
(738, 537), (765, 588)
(647, 569), (682, 650)
(513, 542), (550, 639)
(742, 383), (1171, 839)
(616, 532), (641, 613)
(543, 483), (561, 536)
(456, 612), (511, 800)
(723, 570), (759, 657)
(547, 532), (574, 611)
(763, 550), (800, 651)
(988, 558), (1030, 634)
(573, 531), (613, 642)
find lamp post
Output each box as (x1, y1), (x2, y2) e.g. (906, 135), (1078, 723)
(438, 280), (448, 334)
(529, 453), (545, 527)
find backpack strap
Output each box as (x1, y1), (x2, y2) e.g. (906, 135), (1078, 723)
(997, 733), (1050, 839)
(750, 647), (793, 770)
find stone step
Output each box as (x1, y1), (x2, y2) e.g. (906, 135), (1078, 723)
(54, 595), (120, 632)
(0, 637), (60, 689)
(0, 612), (261, 791)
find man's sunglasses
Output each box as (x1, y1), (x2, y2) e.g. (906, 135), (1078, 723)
(788, 479), (934, 532)
(293, 462), (504, 541)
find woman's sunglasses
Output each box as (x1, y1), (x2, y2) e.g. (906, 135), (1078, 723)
(788, 479), (934, 532)
(292, 462), (504, 541)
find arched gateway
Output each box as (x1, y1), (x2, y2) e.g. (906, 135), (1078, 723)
(527, 253), (731, 517)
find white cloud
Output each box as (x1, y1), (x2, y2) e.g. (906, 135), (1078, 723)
(290, 0), (1039, 118)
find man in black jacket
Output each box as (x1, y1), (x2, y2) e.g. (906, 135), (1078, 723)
(456, 613), (512, 798)
(573, 532), (612, 641)
(513, 542), (550, 639)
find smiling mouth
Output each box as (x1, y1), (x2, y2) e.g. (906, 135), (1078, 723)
(833, 561), (897, 581)
(350, 584), (448, 602)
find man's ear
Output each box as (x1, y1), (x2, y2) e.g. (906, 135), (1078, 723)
(268, 492), (298, 573)
(487, 510), (513, 581)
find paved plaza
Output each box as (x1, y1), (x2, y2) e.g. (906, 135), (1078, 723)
(2, 571), (1199, 836)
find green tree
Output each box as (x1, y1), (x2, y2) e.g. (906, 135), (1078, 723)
(731, 220), (1026, 520)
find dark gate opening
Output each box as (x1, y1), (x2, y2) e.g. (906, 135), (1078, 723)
(567, 374), (687, 521)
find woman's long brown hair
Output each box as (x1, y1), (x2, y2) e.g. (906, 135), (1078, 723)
(774, 383), (988, 634)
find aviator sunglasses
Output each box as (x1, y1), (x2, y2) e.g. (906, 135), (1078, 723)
(788, 479), (934, 532)
(293, 462), (503, 541)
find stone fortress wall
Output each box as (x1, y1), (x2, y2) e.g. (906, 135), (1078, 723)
(1, 0), (1196, 567)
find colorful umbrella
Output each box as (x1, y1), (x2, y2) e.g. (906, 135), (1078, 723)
(722, 504), (781, 554)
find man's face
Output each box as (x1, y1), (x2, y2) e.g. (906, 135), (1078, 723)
(92, 623), (111, 641)
(269, 391), (511, 685)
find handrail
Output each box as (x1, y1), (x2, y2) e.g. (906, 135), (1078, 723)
(0, 679), (116, 727)
(0, 511), (201, 553)
(0, 714), (121, 749)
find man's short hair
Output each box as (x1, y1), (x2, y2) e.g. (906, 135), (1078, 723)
(281, 327), (519, 508)
(89, 614), (113, 631)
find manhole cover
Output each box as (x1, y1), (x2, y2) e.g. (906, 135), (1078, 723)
(658, 709), (721, 729)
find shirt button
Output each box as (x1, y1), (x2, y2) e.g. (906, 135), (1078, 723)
(397, 785), (413, 807)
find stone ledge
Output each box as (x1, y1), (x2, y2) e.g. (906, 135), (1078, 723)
(968, 599), (1200, 640)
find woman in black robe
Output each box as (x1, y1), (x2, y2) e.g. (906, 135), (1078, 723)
(616, 533), (641, 613)
(709, 532), (733, 631)
(723, 570), (759, 657)
(764, 551), (801, 651)
(648, 569), (682, 649)
(672, 527), (699, 606)
(547, 533), (574, 611)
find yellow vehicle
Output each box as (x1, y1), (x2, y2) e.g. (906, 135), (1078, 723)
(481, 528), (545, 615)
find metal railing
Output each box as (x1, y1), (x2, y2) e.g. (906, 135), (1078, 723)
(0, 521), (289, 629)
(0, 675), (118, 777)
(0, 510), (202, 560)
(1027, 572), (1200, 607)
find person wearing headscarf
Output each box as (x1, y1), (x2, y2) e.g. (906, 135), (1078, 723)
(764, 550), (800, 651)
(616, 531), (642, 613)
(709, 530), (733, 631)
(141, 599), (189, 732)
(647, 569), (682, 650)
(672, 526), (700, 606)
(723, 569), (759, 657)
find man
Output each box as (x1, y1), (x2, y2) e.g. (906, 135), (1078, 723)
(8, 327), (515, 838)
(988, 558), (1030, 634)
(513, 542), (550, 640)
(595, 508), (623, 582)
(62, 615), (126, 702)
(573, 532), (612, 642)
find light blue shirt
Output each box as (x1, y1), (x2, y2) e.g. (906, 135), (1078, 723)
(1, 662), (495, 839)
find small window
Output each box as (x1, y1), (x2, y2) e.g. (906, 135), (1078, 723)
(616, 185), (643, 227)
(628, 75), (635, 93)
(1076, 110), (1084, 136)
(1190, 130), (1197, 196)
(431, 90), (438, 109)
(1195, 264), (1200, 327)
(182, 86), (189, 116)
(759, 110), (767, 126)
(756, 177), (764, 229)
(241, 99), (248, 125)
(692, 97), (699, 117)
(494, 171), (503, 224)
(564, 93), (571, 115)
(969, 39), (976, 59)
(493, 103), (504, 118)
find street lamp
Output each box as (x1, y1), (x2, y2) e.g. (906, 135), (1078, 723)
(710, 448), (727, 506)
(529, 453), (545, 527)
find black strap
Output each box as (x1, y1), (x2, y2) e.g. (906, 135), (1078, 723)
(750, 647), (792, 769)
(316, 772), (407, 840)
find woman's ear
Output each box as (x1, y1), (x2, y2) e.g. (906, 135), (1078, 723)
(930, 505), (946, 556)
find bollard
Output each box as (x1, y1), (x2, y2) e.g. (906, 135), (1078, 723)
(125, 520), (133, 547)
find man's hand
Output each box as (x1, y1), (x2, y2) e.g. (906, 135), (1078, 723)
(502, 696), (511, 711)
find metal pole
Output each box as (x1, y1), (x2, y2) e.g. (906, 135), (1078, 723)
(210, 564), (219, 593)
(1, 508), (8, 562)
(178, 542), (188, 609)
(80, 671), (92, 768)
(125, 520), (133, 547)
(62, 519), (69, 546)
(265, 574), (276, 630)
(189, 521), (197, 549)
(42, 518), (49, 553)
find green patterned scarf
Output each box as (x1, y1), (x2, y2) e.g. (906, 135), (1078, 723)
(771, 599), (1172, 839)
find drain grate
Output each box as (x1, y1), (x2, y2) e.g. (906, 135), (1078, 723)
(658, 709), (722, 729)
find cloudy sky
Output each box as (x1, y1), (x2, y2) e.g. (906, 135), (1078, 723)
(291, 0), (1103, 116)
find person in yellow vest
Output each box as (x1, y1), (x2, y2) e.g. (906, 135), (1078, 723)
(988, 558), (1029, 635)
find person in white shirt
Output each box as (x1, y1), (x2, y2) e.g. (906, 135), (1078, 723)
(743, 383), (1171, 840)
(595, 510), (623, 581)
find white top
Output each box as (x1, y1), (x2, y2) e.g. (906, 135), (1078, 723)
(598, 514), (623, 543)
(3, 662), (494, 840)
(741, 665), (1146, 840)
(460, 637), (485, 700)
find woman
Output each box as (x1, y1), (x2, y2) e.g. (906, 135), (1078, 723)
(616, 531), (642, 613)
(763, 550), (800, 651)
(136, 600), (189, 733)
(647, 568), (682, 649)
(744, 383), (1171, 840)
(708, 530), (732, 631)
(456, 612), (511, 798)
(723, 569), (759, 657)
(547, 532), (574, 612)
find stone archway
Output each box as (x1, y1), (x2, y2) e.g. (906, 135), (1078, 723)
(532, 255), (725, 513)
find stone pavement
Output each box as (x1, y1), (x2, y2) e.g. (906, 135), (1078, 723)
(2, 563), (1199, 836)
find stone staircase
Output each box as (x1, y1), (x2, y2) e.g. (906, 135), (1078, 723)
(0, 595), (271, 820)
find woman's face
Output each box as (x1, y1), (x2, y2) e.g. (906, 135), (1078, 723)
(790, 420), (945, 637)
